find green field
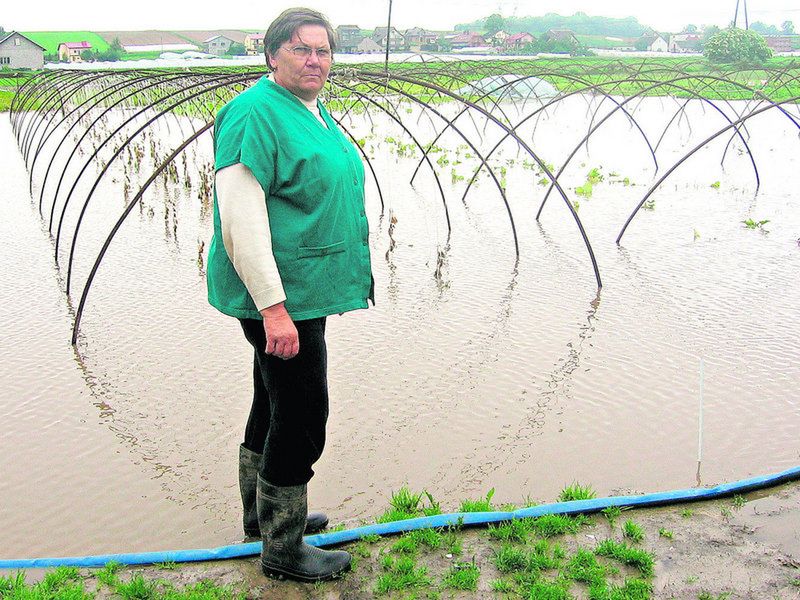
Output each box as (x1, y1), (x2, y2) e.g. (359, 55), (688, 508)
(575, 34), (632, 49)
(21, 31), (111, 54)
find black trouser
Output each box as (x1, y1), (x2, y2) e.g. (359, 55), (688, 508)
(239, 317), (328, 487)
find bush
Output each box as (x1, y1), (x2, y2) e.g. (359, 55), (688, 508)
(704, 27), (772, 64)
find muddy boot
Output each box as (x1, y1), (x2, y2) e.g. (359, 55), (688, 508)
(257, 475), (351, 582)
(239, 445), (329, 538)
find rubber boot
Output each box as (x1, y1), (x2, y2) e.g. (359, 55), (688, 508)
(239, 444), (329, 537)
(257, 475), (351, 582)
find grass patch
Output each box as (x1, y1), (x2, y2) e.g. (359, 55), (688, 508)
(559, 483), (597, 502)
(459, 487), (495, 512)
(377, 486), (440, 523)
(488, 518), (535, 543)
(375, 556), (432, 595)
(588, 577), (653, 600)
(392, 528), (443, 554)
(595, 539), (655, 577)
(622, 520), (645, 543)
(531, 514), (588, 538)
(442, 560), (480, 591)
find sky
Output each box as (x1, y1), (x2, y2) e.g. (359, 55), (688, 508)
(4, 0), (798, 33)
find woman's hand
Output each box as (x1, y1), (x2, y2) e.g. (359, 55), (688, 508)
(260, 302), (299, 359)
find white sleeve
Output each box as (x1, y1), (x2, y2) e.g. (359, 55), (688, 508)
(215, 163), (287, 311)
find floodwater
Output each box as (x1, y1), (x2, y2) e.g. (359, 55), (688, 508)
(1, 92), (799, 562)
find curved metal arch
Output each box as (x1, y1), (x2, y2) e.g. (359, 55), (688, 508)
(62, 73), (259, 293)
(71, 121), (215, 345)
(616, 95), (800, 245)
(360, 70), (602, 289)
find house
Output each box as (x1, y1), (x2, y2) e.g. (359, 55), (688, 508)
(371, 27), (406, 51)
(640, 33), (669, 52)
(203, 35), (236, 56)
(355, 38), (383, 54)
(336, 25), (363, 53)
(244, 33), (264, 56)
(0, 32), (45, 69)
(448, 31), (487, 50)
(492, 31), (509, 46)
(765, 36), (793, 53)
(504, 32), (536, 51)
(539, 30), (580, 46)
(58, 41), (92, 62)
(404, 27), (438, 51)
(669, 33), (702, 53)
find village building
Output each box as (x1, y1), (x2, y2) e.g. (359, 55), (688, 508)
(640, 32), (669, 52)
(244, 33), (264, 56)
(336, 25), (363, 53)
(504, 32), (536, 51)
(448, 31), (487, 50)
(539, 29), (580, 47)
(491, 31), (509, 46)
(203, 35), (236, 56)
(372, 27), (406, 51)
(0, 32), (45, 69)
(765, 36), (794, 53)
(669, 33), (702, 53)
(355, 38), (383, 54)
(404, 27), (438, 51)
(58, 41), (92, 63)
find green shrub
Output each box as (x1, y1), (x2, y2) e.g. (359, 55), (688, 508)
(704, 28), (772, 64)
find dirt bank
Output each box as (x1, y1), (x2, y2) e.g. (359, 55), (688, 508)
(55, 480), (800, 599)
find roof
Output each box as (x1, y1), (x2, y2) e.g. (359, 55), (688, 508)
(204, 35), (237, 43)
(506, 33), (534, 42)
(245, 33), (264, 40)
(61, 41), (92, 49)
(0, 31), (47, 50)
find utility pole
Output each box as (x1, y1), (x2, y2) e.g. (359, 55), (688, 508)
(733, 0), (750, 29)
(385, 0), (393, 72)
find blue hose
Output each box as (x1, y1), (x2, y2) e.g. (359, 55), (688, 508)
(2, 465), (799, 570)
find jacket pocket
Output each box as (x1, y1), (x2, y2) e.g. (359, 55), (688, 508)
(297, 240), (346, 259)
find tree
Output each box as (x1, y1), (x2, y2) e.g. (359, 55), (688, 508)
(485, 14), (506, 35)
(781, 20), (795, 35)
(704, 27), (772, 64)
(226, 42), (247, 56)
(684, 24), (698, 33)
(634, 37), (649, 51)
(81, 49), (94, 62)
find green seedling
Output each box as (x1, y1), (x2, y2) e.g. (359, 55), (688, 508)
(587, 167), (604, 184)
(731, 495), (746, 509)
(710, 181), (721, 189)
(531, 514), (588, 537)
(698, 592), (732, 600)
(686, 575), (699, 584)
(559, 482), (597, 502)
(694, 228), (701, 241)
(494, 544), (529, 573)
(360, 533), (381, 543)
(527, 579), (571, 599)
(594, 539), (655, 577)
(622, 520), (645, 543)
(681, 509), (694, 518)
(589, 577), (653, 599)
(601, 505), (631, 528)
(575, 181), (593, 197)
(488, 518), (534, 543)
(623, 177), (632, 186)
(375, 556), (431, 595)
(538, 177), (550, 186)
(564, 548), (608, 585)
(490, 578), (517, 593)
(742, 218), (769, 231)
(460, 488), (495, 512)
(659, 528), (674, 539)
(572, 199), (581, 211)
(442, 560), (480, 591)
(643, 199), (656, 211)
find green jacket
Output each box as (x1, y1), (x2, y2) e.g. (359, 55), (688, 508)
(207, 77), (373, 321)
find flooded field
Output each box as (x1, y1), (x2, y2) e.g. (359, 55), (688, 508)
(1, 89), (799, 562)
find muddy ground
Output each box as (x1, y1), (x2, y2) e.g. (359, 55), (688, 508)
(36, 481), (800, 599)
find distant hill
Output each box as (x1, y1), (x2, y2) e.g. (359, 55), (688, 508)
(457, 12), (648, 38)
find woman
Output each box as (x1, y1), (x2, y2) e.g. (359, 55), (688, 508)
(206, 7), (373, 582)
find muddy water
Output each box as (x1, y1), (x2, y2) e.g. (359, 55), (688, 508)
(1, 94), (799, 560)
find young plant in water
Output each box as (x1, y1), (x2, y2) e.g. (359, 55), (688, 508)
(742, 218), (769, 232)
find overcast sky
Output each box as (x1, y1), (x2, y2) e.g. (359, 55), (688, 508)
(4, 0), (798, 33)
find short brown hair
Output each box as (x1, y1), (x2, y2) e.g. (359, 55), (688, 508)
(264, 7), (336, 69)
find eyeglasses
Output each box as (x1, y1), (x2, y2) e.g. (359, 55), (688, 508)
(282, 45), (333, 61)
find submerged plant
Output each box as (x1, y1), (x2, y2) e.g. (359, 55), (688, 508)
(742, 218), (770, 232)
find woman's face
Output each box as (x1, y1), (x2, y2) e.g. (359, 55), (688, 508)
(268, 24), (332, 101)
